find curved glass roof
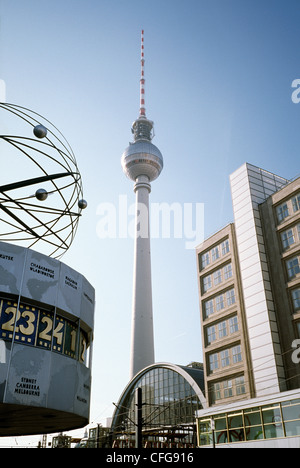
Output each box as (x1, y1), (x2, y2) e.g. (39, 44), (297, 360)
(111, 363), (206, 446)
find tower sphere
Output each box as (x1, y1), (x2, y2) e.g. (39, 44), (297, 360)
(121, 139), (163, 182)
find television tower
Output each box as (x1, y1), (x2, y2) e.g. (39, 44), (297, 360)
(121, 30), (163, 379)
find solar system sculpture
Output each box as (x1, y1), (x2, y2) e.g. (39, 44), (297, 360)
(0, 102), (87, 258)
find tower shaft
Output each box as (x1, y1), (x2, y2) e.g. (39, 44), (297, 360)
(130, 175), (154, 379)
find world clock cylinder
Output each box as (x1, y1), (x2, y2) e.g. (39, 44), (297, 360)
(0, 241), (95, 436)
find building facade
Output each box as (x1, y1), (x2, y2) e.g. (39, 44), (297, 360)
(197, 388), (300, 448)
(196, 223), (254, 406)
(196, 163), (300, 408)
(259, 175), (300, 390)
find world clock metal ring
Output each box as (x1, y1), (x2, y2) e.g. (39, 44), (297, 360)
(0, 102), (87, 258)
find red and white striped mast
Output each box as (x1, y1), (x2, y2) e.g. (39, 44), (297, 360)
(132, 30), (154, 141)
(140, 29), (146, 118)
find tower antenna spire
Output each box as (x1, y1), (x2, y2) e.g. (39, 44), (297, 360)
(140, 29), (146, 118)
(132, 30), (154, 141)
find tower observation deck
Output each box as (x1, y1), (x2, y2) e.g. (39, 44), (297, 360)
(121, 30), (163, 379)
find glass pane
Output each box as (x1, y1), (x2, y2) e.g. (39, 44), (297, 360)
(264, 424), (284, 439)
(246, 426), (264, 441)
(282, 403), (300, 422)
(215, 430), (228, 445)
(262, 406), (282, 425)
(228, 428), (245, 442)
(198, 421), (211, 434)
(215, 417), (227, 431)
(228, 413), (243, 429)
(244, 411), (262, 427)
(285, 420), (300, 437)
(199, 433), (213, 446)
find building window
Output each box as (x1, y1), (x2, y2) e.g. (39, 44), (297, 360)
(207, 325), (216, 344)
(223, 380), (233, 398)
(212, 246), (220, 262)
(209, 346), (243, 370)
(281, 400), (300, 438)
(277, 203), (289, 223)
(216, 294), (225, 312)
(281, 229), (295, 250)
(235, 376), (246, 395)
(292, 289), (300, 312)
(203, 290), (237, 321)
(209, 376), (246, 406)
(232, 345), (242, 364)
(292, 194), (300, 213)
(218, 321), (227, 338)
(226, 289), (236, 306)
(224, 264), (233, 280)
(229, 316), (239, 334)
(287, 257), (300, 279)
(206, 317), (239, 345)
(204, 300), (214, 318)
(201, 252), (210, 269)
(262, 406), (284, 439)
(209, 353), (219, 372)
(214, 269), (222, 286)
(222, 240), (230, 256)
(221, 350), (230, 368)
(212, 383), (221, 401)
(203, 275), (212, 293)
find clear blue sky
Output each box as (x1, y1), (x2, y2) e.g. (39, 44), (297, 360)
(1, 0), (300, 446)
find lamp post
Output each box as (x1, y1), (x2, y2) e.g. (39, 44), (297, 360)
(135, 387), (143, 449)
(211, 418), (216, 449)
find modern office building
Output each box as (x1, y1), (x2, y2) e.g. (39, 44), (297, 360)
(196, 162), (300, 447)
(196, 163), (300, 408)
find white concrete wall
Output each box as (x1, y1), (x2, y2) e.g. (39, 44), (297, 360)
(230, 163), (289, 396)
